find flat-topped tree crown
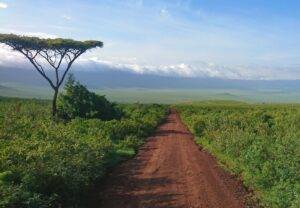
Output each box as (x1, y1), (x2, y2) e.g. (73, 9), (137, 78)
(0, 33), (103, 117)
(0, 33), (103, 51)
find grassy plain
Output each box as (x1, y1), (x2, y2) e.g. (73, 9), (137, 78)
(176, 101), (300, 207)
(1, 83), (300, 104)
(0, 97), (166, 207)
(1, 83), (300, 207)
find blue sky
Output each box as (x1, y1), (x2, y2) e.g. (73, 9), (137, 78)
(0, 0), (300, 79)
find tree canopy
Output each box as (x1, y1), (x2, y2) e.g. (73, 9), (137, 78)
(0, 33), (103, 51)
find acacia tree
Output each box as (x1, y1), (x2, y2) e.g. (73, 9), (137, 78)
(0, 34), (103, 117)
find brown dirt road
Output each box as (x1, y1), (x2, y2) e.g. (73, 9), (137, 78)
(98, 111), (250, 208)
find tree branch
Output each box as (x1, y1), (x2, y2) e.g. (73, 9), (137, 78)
(19, 49), (56, 89)
(58, 50), (84, 87)
(56, 49), (67, 69)
(39, 50), (56, 69)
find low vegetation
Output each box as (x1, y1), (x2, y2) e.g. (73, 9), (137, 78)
(57, 75), (122, 120)
(176, 101), (300, 208)
(0, 84), (166, 207)
(1, 82), (298, 208)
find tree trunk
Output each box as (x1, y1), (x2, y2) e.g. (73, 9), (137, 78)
(52, 88), (59, 117)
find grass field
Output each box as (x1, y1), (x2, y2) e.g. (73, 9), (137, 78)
(1, 82), (300, 207)
(1, 83), (300, 103)
(0, 97), (167, 207)
(176, 102), (300, 207)
(0, 94), (299, 207)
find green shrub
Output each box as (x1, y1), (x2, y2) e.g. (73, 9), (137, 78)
(193, 119), (206, 137)
(57, 75), (122, 120)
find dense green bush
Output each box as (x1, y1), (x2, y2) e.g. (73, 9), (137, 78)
(176, 101), (300, 208)
(0, 97), (166, 207)
(58, 75), (122, 120)
(193, 119), (206, 137)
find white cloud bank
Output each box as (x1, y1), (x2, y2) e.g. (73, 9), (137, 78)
(0, 2), (7, 9)
(77, 57), (300, 80)
(0, 46), (299, 80)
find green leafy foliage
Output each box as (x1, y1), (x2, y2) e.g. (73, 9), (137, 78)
(176, 102), (300, 208)
(57, 75), (122, 120)
(0, 33), (103, 51)
(0, 97), (167, 207)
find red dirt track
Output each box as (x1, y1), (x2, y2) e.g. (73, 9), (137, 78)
(99, 111), (249, 208)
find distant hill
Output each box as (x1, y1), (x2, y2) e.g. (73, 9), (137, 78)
(0, 65), (299, 92)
